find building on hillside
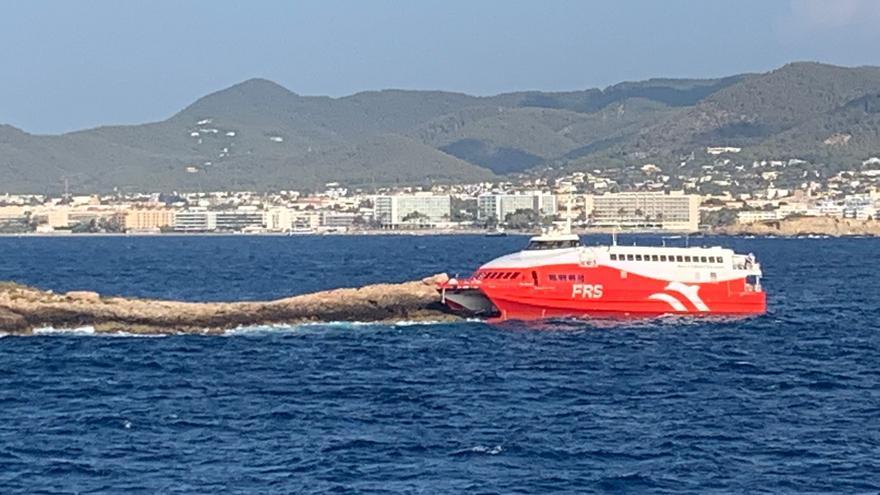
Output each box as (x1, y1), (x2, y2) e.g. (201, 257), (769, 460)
(477, 192), (557, 222)
(737, 210), (783, 224)
(124, 208), (175, 232)
(706, 146), (742, 155)
(374, 194), (451, 229)
(586, 192), (701, 231)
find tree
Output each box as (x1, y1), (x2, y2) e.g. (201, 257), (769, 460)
(504, 208), (540, 229)
(401, 211), (429, 223)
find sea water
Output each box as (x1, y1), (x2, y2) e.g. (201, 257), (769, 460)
(0, 234), (878, 493)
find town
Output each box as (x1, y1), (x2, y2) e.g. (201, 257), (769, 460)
(1, 148), (879, 235)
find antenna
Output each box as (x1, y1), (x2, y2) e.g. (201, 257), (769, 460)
(565, 186), (573, 234)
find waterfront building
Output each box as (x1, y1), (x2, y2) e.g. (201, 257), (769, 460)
(477, 192), (557, 222)
(264, 207), (293, 232)
(374, 194), (451, 228)
(173, 209), (216, 232)
(124, 208), (175, 232)
(586, 192), (701, 231)
(214, 210), (264, 231)
(46, 208), (71, 229)
(321, 211), (359, 228)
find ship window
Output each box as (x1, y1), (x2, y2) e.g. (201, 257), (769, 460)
(700, 256), (707, 263)
(676, 255), (683, 262)
(577, 274), (584, 281)
(525, 239), (582, 250)
(512, 272), (520, 279)
(651, 255), (659, 261)
(660, 255), (667, 262)
(502, 272), (512, 279)
(627, 254), (634, 261)
(684, 256), (692, 262)
(549, 274), (557, 281)
(610, 254), (617, 260)
(569, 274), (577, 281)
(635, 254), (642, 261)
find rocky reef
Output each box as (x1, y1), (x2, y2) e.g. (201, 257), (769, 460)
(0, 274), (458, 335)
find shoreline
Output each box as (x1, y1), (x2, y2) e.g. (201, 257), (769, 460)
(1, 229), (879, 238)
(0, 274), (458, 335)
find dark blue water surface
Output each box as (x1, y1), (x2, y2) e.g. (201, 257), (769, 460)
(1, 234), (878, 493)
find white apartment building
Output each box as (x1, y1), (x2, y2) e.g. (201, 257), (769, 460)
(264, 207), (293, 232)
(586, 192), (701, 231)
(737, 210), (784, 224)
(374, 194), (451, 228)
(174, 209), (216, 232)
(477, 192), (557, 222)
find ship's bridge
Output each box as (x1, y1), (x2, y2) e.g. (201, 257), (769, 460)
(524, 232), (582, 251)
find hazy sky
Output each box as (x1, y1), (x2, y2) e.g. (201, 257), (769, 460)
(3, 0), (880, 134)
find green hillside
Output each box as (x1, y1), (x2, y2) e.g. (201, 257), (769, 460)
(2, 62), (880, 193)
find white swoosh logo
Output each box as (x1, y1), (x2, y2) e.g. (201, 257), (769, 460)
(666, 282), (709, 312)
(648, 293), (687, 312)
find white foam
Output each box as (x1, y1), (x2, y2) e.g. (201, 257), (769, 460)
(224, 319), (468, 335)
(29, 326), (167, 337)
(468, 445), (503, 455)
(33, 325), (97, 336)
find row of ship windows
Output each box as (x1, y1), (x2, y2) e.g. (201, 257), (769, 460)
(476, 271), (521, 280)
(609, 253), (723, 263)
(549, 274), (585, 282)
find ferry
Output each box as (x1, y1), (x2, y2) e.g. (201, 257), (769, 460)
(438, 225), (765, 321)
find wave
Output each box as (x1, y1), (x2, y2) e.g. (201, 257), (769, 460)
(223, 319), (473, 336)
(30, 326), (167, 337)
(450, 445), (504, 456)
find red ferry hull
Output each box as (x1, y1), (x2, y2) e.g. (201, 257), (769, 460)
(441, 264), (766, 322)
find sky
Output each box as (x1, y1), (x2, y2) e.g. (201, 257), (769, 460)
(2, 0), (880, 134)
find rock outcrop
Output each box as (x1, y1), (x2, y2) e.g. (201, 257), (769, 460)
(0, 275), (458, 335)
(716, 217), (880, 237)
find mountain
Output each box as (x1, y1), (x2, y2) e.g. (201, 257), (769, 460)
(3, 62), (880, 193)
(629, 62), (880, 154)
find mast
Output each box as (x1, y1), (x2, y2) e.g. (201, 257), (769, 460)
(565, 186), (573, 234)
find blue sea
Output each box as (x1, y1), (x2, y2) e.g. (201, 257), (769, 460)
(0, 234), (878, 493)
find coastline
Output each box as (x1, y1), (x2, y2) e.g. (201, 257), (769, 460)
(2, 217), (880, 238)
(0, 274), (458, 335)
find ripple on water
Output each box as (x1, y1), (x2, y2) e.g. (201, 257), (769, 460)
(0, 235), (878, 493)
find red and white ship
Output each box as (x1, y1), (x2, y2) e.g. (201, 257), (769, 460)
(439, 227), (765, 321)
